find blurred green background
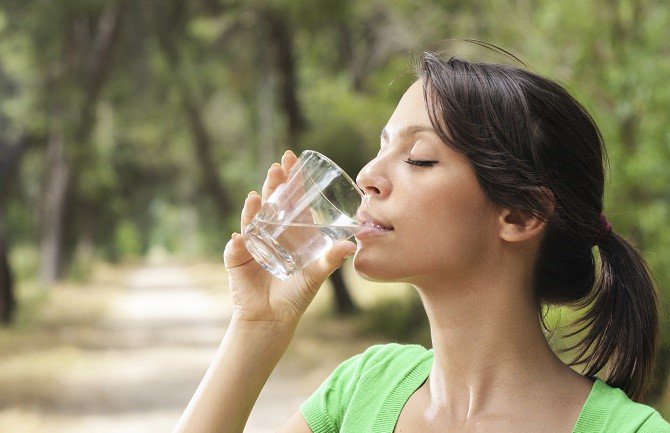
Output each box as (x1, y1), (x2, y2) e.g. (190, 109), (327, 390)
(0, 0), (668, 430)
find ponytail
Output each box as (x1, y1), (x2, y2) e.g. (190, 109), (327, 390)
(560, 231), (661, 402)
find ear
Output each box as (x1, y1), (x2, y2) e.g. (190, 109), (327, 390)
(498, 187), (555, 244)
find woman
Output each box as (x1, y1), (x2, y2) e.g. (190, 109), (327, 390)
(173, 49), (670, 432)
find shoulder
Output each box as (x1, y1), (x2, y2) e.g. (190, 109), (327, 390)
(299, 343), (431, 432)
(319, 342), (430, 391)
(580, 380), (670, 432)
(637, 410), (670, 433)
(355, 342), (431, 371)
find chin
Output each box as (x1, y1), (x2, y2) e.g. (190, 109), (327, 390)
(352, 255), (405, 282)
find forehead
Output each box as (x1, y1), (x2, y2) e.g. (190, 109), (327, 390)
(381, 79), (445, 150)
(386, 79), (433, 132)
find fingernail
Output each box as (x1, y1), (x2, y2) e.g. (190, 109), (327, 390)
(247, 190), (257, 197)
(342, 251), (355, 260)
(271, 162), (281, 168)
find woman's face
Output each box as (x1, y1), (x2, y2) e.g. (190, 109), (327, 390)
(353, 79), (496, 284)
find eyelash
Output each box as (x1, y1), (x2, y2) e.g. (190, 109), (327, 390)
(404, 158), (437, 167)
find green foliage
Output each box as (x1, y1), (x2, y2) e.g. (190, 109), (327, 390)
(0, 0), (666, 283)
(114, 220), (142, 259)
(66, 253), (95, 283)
(358, 295), (430, 345)
(1, 0), (668, 405)
(1, 282), (50, 331)
(8, 246), (40, 283)
(299, 74), (390, 168)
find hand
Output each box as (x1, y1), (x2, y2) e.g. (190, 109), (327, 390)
(223, 149), (357, 327)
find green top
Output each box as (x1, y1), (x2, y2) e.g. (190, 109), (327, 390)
(300, 343), (669, 432)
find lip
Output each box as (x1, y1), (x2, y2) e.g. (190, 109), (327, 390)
(354, 209), (394, 241)
(354, 226), (393, 240)
(356, 210), (394, 230)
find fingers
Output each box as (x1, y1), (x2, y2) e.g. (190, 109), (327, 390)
(227, 149), (300, 271)
(240, 190), (261, 234)
(261, 163), (283, 205)
(239, 149), (298, 234)
(261, 150), (298, 205)
(281, 149), (298, 175)
(301, 240), (357, 291)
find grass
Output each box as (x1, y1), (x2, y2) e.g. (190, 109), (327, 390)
(0, 263), (124, 410)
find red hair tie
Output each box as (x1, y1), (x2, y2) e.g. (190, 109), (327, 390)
(593, 213), (612, 246)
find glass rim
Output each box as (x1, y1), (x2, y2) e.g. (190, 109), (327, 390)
(300, 150), (365, 199)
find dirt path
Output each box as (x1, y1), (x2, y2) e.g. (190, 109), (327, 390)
(0, 263), (377, 433)
(55, 265), (232, 433)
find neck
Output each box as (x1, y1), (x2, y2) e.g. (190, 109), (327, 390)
(411, 263), (574, 421)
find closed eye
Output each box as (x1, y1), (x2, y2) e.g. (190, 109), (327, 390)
(405, 158), (438, 167)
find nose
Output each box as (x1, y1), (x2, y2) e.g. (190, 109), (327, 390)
(356, 161), (392, 199)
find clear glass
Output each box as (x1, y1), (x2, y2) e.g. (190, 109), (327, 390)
(242, 150), (366, 280)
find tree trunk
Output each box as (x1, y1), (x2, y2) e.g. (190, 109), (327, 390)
(0, 216), (15, 324)
(157, 0), (234, 218)
(184, 101), (234, 217)
(264, 8), (305, 144)
(0, 136), (28, 324)
(330, 264), (358, 316)
(0, 111), (33, 325)
(255, 16), (278, 180)
(38, 3), (124, 283)
(39, 110), (71, 284)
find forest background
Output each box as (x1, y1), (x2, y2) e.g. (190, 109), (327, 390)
(0, 0), (668, 430)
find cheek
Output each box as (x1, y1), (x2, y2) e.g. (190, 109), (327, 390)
(353, 220), (486, 283)
(397, 182), (491, 272)
(352, 167), (493, 282)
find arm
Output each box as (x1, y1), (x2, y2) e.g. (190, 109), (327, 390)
(172, 149), (355, 433)
(278, 410), (313, 432)
(172, 316), (298, 433)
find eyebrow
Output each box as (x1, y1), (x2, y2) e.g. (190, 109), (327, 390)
(380, 125), (436, 142)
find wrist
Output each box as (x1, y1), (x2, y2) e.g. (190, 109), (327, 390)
(229, 309), (300, 338)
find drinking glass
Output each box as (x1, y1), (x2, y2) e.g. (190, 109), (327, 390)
(242, 150), (365, 280)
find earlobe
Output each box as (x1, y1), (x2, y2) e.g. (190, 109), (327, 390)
(497, 186), (555, 243)
(499, 207), (550, 243)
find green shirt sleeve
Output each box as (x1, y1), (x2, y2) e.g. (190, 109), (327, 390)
(299, 351), (366, 433)
(637, 410), (670, 432)
(298, 343), (430, 433)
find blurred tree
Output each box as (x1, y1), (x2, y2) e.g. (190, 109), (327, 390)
(0, 135), (28, 323)
(36, 1), (125, 283)
(258, 6), (305, 144)
(156, 0), (234, 219)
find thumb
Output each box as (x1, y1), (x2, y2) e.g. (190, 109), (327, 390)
(302, 240), (357, 286)
(223, 232), (255, 270)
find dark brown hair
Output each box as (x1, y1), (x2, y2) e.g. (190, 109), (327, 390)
(417, 46), (660, 402)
